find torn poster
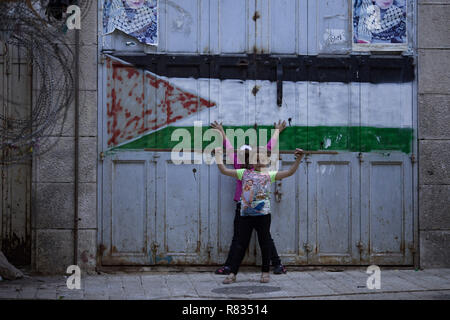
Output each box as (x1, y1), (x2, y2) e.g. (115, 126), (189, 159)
(353, 0), (407, 46)
(103, 0), (158, 45)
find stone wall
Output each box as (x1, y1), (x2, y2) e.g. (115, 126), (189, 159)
(31, 3), (98, 274)
(418, 0), (450, 267)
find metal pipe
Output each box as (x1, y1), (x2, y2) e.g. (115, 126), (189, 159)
(74, 28), (80, 266)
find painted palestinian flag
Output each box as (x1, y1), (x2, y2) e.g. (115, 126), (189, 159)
(106, 56), (413, 154)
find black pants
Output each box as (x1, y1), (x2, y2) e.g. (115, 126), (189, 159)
(228, 213), (273, 274)
(224, 203), (281, 268)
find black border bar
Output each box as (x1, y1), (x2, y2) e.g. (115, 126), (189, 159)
(112, 53), (415, 83)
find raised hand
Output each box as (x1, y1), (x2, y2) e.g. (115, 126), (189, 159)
(294, 148), (304, 161)
(274, 120), (287, 133)
(211, 121), (225, 134)
(274, 148), (304, 180)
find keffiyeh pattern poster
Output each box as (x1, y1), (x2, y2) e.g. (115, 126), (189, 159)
(103, 0), (158, 45)
(353, 0), (407, 46)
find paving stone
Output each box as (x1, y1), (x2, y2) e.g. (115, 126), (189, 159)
(285, 272), (337, 296)
(165, 274), (199, 298)
(375, 272), (425, 291)
(408, 290), (450, 300)
(16, 286), (38, 299)
(395, 270), (450, 290)
(0, 288), (19, 299)
(426, 268), (450, 280)
(36, 288), (57, 300)
(141, 275), (171, 298)
(2, 270), (450, 299)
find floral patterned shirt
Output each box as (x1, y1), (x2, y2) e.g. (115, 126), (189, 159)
(236, 169), (277, 216)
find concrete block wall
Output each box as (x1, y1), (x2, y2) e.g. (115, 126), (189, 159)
(418, 0), (450, 267)
(31, 3), (98, 274)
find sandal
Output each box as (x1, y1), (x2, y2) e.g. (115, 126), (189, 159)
(273, 264), (287, 275)
(223, 273), (236, 284)
(260, 273), (270, 283)
(215, 266), (231, 275)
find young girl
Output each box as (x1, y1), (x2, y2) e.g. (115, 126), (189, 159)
(210, 121), (288, 275)
(214, 146), (304, 284)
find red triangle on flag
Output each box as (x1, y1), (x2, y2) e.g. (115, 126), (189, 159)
(106, 56), (216, 147)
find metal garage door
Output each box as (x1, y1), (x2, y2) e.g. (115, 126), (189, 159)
(98, 0), (416, 266)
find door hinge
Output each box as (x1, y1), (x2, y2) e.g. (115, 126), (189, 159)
(410, 154), (416, 164)
(356, 241), (364, 253)
(151, 242), (160, 256)
(303, 242), (312, 253)
(207, 243), (213, 261)
(99, 151), (105, 161)
(304, 154), (312, 164)
(358, 152), (364, 163)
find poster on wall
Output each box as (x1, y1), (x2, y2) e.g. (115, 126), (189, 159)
(103, 0), (158, 46)
(352, 0), (408, 51)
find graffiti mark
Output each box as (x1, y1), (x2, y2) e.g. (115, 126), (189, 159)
(323, 28), (346, 45)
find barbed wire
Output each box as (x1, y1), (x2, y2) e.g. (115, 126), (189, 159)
(0, 0), (90, 164)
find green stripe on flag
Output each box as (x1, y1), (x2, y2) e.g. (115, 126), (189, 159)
(113, 126), (413, 154)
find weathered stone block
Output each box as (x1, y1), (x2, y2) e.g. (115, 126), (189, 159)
(79, 137), (97, 183)
(79, 90), (98, 137)
(31, 43), (77, 92)
(79, 45), (98, 91)
(419, 0), (450, 4)
(419, 4), (450, 48)
(39, 44), (96, 92)
(419, 185), (450, 230)
(49, 1), (98, 46)
(419, 49), (450, 94)
(50, 90), (98, 137)
(420, 230), (450, 268)
(37, 137), (75, 183)
(79, 183), (97, 229)
(419, 140), (450, 185)
(34, 183), (74, 229)
(419, 94), (450, 139)
(78, 229), (97, 273)
(35, 230), (74, 274)
(80, 1), (98, 46)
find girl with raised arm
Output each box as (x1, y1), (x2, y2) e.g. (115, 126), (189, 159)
(210, 121), (288, 275)
(214, 146), (304, 284)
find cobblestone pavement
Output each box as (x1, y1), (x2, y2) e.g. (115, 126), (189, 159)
(0, 268), (449, 300)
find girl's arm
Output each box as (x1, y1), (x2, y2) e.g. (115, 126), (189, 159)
(275, 148), (304, 180)
(267, 120), (286, 151)
(215, 148), (239, 179)
(211, 121), (238, 167)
